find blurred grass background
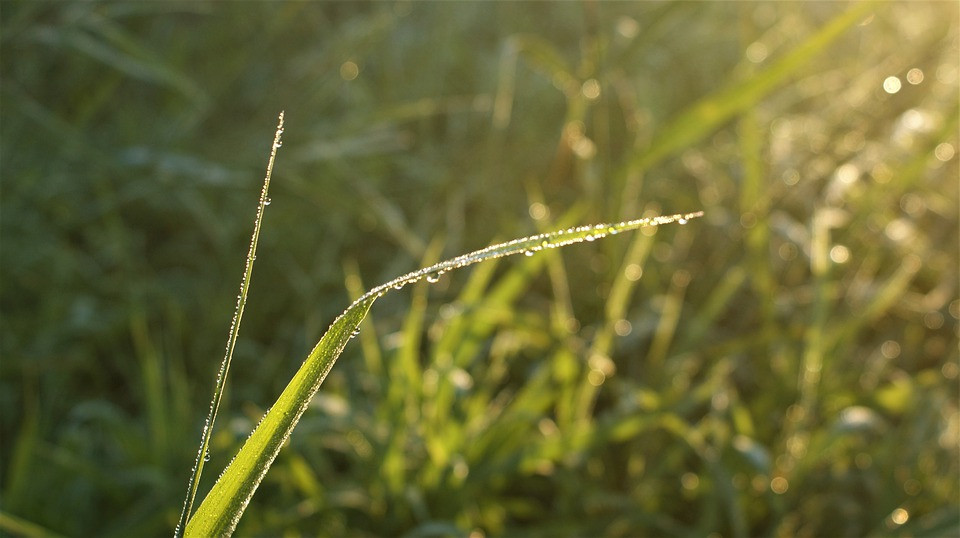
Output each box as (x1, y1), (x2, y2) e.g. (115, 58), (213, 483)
(1, 2), (958, 537)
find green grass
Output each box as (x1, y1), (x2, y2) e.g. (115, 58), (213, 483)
(1, 2), (958, 537)
(179, 124), (700, 533)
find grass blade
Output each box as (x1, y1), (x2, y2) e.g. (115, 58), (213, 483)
(175, 112), (284, 537)
(184, 204), (703, 536)
(624, 0), (876, 174)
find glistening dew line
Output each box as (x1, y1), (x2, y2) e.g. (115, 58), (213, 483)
(361, 211), (704, 301)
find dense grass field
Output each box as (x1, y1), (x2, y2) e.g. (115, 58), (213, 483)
(1, 2), (957, 537)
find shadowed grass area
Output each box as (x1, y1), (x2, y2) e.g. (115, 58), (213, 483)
(1, 2), (957, 537)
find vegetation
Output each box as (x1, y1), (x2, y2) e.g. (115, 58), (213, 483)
(1, 2), (957, 537)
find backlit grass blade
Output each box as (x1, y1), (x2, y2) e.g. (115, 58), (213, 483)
(184, 210), (703, 536)
(175, 112), (284, 537)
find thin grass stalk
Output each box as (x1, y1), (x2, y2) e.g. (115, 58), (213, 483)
(175, 112), (284, 538)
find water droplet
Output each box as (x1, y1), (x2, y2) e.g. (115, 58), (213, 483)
(585, 234), (596, 241)
(524, 250), (534, 257)
(678, 218), (687, 225)
(204, 449), (211, 462)
(264, 197), (272, 206)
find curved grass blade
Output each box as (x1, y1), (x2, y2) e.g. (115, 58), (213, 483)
(184, 210), (703, 536)
(175, 112), (284, 538)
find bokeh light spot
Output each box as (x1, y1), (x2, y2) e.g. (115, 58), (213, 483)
(835, 163), (860, 184)
(829, 245), (850, 264)
(587, 369), (605, 386)
(340, 61), (359, 81)
(937, 62), (958, 83)
(883, 76), (902, 94)
(872, 162), (893, 184)
(935, 142), (955, 161)
(906, 68), (924, 84)
(923, 311), (944, 330)
(899, 193), (926, 216)
(616, 17), (639, 39)
(681, 472), (700, 490)
(528, 202), (549, 220)
(778, 243), (797, 261)
(881, 340), (901, 359)
(891, 508), (909, 525)
(903, 479), (922, 495)
(581, 79), (601, 100)
(782, 169), (800, 185)
(901, 108), (928, 131)
(572, 137), (597, 159)
(884, 219), (914, 242)
(746, 41), (769, 63)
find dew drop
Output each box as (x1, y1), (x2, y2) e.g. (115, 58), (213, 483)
(204, 449), (211, 462)
(426, 273), (440, 283)
(585, 234), (596, 241)
(678, 218), (687, 225)
(524, 250), (534, 257)
(264, 197), (272, 206)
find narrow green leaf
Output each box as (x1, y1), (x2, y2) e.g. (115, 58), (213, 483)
(0, 511), (67, 538)
(184, 294), (376, 537)
(175, 112), (284, 537)
(626, 1), (877, 174)
(185, 210), (703, 536)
